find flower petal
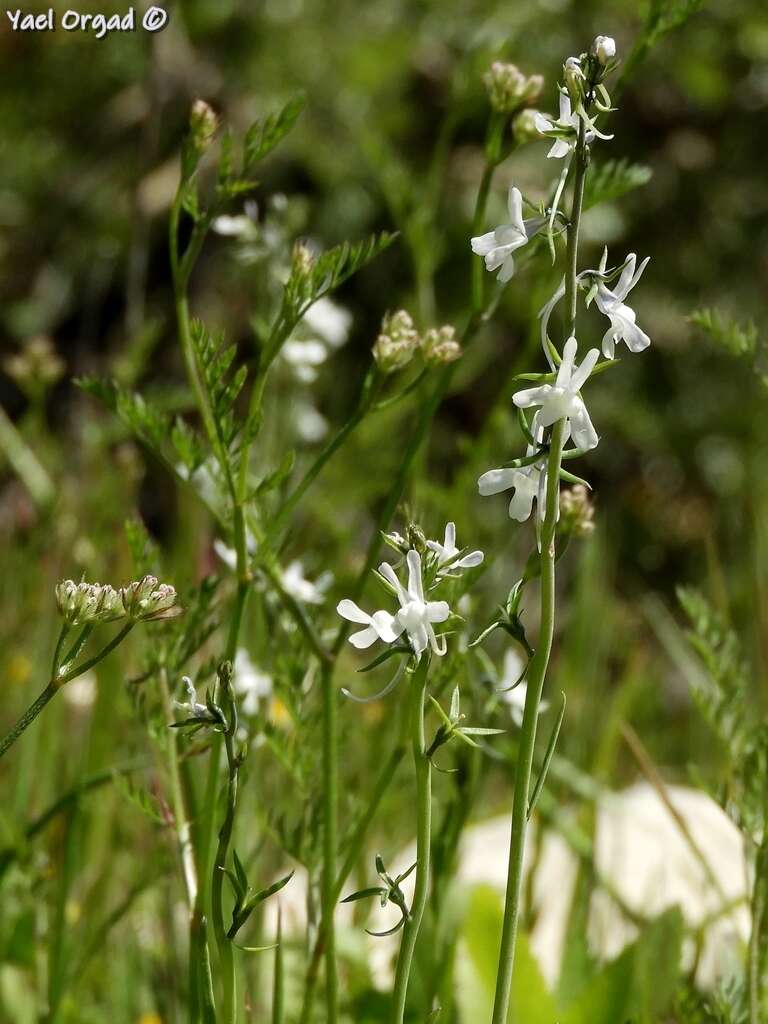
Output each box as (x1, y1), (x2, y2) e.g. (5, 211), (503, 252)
(569, 400), (599, 451)
(426, 600), (450, 623)
(513, 384), (553, 409)
(349, 626), (378, 649)
(471, 231), (497, 256)
(337, 599), (370, 624)
(507, 186), (525, 234)
(406, 550), (424, 602)
(478, 467), (519, 496)
(456, 550), (484, 568)
(570, 346), (600, 391)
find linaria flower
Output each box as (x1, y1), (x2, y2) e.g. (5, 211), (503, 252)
(174, 676), (215, 721)
(593, 252), (651, 358)
(534, 91), (580, 159)
(379, 551), (450, 657)
(337, 550), (451, 657)
(513, 337), (600, 451)
(478, 449), (549, 523)
(282, 560), (331, 605)
(471, 186), (544, 282)
(426, 522), (484, 573)
(336, 600), (401, 650)
(234, 648), (273, 716)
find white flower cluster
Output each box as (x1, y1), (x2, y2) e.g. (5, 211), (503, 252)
(474, 39), (654, 524)
(337, 523), (483, 658)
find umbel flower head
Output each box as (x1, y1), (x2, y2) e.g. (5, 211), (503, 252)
(483, 62), (544, 114)
(56, 581), (125, 625)
(421, 325), (462, 366)
(337, 550), (451, 657)
(121, 576), (183, 622)
(471, 186), (545, 283)
(372, 310), (421, 373)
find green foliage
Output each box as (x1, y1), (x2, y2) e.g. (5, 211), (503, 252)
(582, 158), (652, 210)
(689, 308), (767, 385)
(189, 319), (247, 468)
(678, 587), (768, 838)
(642, 0), (705, 47)
(243, 94), (306, 172)
(76, 376), (169, 456)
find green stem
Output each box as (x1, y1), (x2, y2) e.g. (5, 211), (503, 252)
(491, 115), (588, 1024)
(320, 659), (340, 1023)
(212, 703), (239, 1024)
(0, 403), (55, 509)
(57, 622), (134, 685)
(390, 657), (431, 1024)
(299, 742), (405, 1024)
(0, 683), (57, 761)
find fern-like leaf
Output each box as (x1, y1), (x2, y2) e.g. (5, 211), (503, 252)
(583, 158), (652, 210)
(243, 94), (305, 172)
(189, 321), (247, 466)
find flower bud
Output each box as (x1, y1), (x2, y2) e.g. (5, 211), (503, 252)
(563, 56), (585, 106)
(4, 337), (64, 396)
(406, 523), (427, 554)
(512, 108), (542, 145)
(121, 576), (183, 622)
(56, 580), (125, 625)
(189, 99), (218, 152)
(558, 485), (595, 538)
(591, 35), (616, 66)
(292, 240), (315, 275)
(372, 310), (420, 374)
(421, 325), (462, 367)
(483, 62), (544, 113)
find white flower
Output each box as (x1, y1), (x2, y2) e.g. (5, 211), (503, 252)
(282, 560), (331, 605)
(478, 451), (549, 523)
(593, 252), (651, 358)
(513, 337), (600, 451)
(337, 550), (451, 657)
(426, 522), (484, 573)
(336, 599), (402, 649)
(281, 339), (329, 383)
(212, 214), (258, 239)
(592, 35), (616, 65)
(174, 676), (209, 719)
(303, 296), (352, 350)
(379, 550), (451, 657)
(534, 91), (580, 159)
(234, 648), (273, 716)
(498, 650), (548, 726)
(471, 186), (544, 282)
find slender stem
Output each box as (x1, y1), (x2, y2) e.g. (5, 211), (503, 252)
(211, 701), (239, 1024)
(57, 622), (134, 685)
(491, 114), (589, 1024)
(471, 163), (495, 314)
(273, 908), (284, 1024)
(0, 683), (57, 760)
(390, 657), (431, 1024)
(320, 659), (339, 1022)
(298, 742), (405, 1024)
(159, 668), (198, 908)
(0, 403), (55, 508)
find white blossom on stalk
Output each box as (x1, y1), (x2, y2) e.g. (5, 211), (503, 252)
(174, 676), (209, 719)
(282, 561), (332, 605)
(379, 551), (451, 656)
(426, 522), (484, 574)
(591, 35), (616, 65)
(513, 337), (600, 451)
(471, 186), (545, 282)
(593, 251), (651, 358)
(337, 550), (451, 657)
(478, 448), (549, 523)
(534, 91), (581, 159)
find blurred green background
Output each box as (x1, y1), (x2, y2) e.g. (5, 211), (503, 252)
(1, 0), (767, 1020)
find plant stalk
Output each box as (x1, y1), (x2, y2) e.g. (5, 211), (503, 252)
(390, 656), (431, 1024)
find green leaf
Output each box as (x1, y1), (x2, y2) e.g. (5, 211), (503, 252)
(76, 376), (169, 457)
(243, 94), (305, 171)
(456, 883), (559, 1023)
(256, 449), (296, 497)
(171, 416), (207, 474)
(583, 159), (652, 210)
(189, 320), (246, 462)
(559, 908), (684, 1024)
(643, 0), (703, 46)
(689, 308), (764, 377)
(341, 886), (387, 904)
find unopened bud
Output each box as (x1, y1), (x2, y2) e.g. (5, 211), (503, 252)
(591, 35), (616, 66)
(372, 310), (420, 374)
(512, 108), (542, 145)
(558, 485), (595, 538)
(291, 240), (315, 275)
(483, 62), (544, 114)
(406, 523), (427, 554)
(56, 580), (125, 625)
(190, 99), (218, 151)
(421, 325), (462, 366)
(563, 56), (585, 106)
(121, 576), (183, 622)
